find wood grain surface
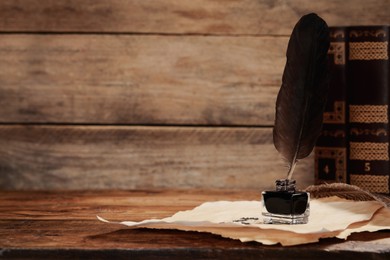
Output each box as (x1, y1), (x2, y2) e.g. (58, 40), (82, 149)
(0, 125), (313, 190)
(0, 34), (284, 125)
(1, 0), (389, 190)
(0, 0), (388, 34)
(0, 190), (389, 259)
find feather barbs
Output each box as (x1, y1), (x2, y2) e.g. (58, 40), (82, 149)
(273, 13), (330, 180)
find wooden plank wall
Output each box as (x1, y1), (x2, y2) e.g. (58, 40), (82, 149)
(0, 0), (389, 190)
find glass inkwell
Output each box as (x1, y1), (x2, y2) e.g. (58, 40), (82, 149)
(262, 179), (310, 224)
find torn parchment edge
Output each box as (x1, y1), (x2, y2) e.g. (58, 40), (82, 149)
(97, 198), (389, 246)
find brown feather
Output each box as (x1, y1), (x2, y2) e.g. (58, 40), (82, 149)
(305, 183), (390, 207)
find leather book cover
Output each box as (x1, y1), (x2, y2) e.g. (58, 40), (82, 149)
(347, 26), (389, 194)
(315, 27), (348, 184)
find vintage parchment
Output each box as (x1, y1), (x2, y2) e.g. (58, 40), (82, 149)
(98, 197), (390, 246)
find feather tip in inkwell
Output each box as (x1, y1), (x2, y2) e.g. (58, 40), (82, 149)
(262, 13), (330, 224)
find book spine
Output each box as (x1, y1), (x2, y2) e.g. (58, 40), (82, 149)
(347, 26), (390, 194)
(315, 27), (348, 184)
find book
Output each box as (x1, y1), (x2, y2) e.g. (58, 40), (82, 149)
(315, 27), (348, 184)
(347, 26), (389, 194)
(315, 26), (390, 194)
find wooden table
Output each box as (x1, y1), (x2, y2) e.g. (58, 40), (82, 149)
(1, 190), (389, 259)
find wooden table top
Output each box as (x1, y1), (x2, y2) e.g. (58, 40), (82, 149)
(1, 189), (389, 259)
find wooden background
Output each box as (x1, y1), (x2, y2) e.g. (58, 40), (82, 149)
(0, 0), (389, 190)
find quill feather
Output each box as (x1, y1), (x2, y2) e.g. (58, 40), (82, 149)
(273, 13), (330, 179)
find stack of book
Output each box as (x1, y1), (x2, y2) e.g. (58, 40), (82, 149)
(315, 26), (389, 194)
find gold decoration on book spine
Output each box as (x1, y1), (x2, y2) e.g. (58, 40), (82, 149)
(330, 29), (345, 39)
(315, 147), (347, 182)
(349, 29), (387, 38)
(323, 101), (345, 123)
(320, 129), (346, 138)
(349, 105), (388, 123)
(350, 174), (389, 193)
(350, 127), (388, 137)
(328, 42), (345, 64)
(349, 142), (389, 161)
(349, 41), (388, 60)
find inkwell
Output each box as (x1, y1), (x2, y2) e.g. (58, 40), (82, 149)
(262, 13), (330, 224)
